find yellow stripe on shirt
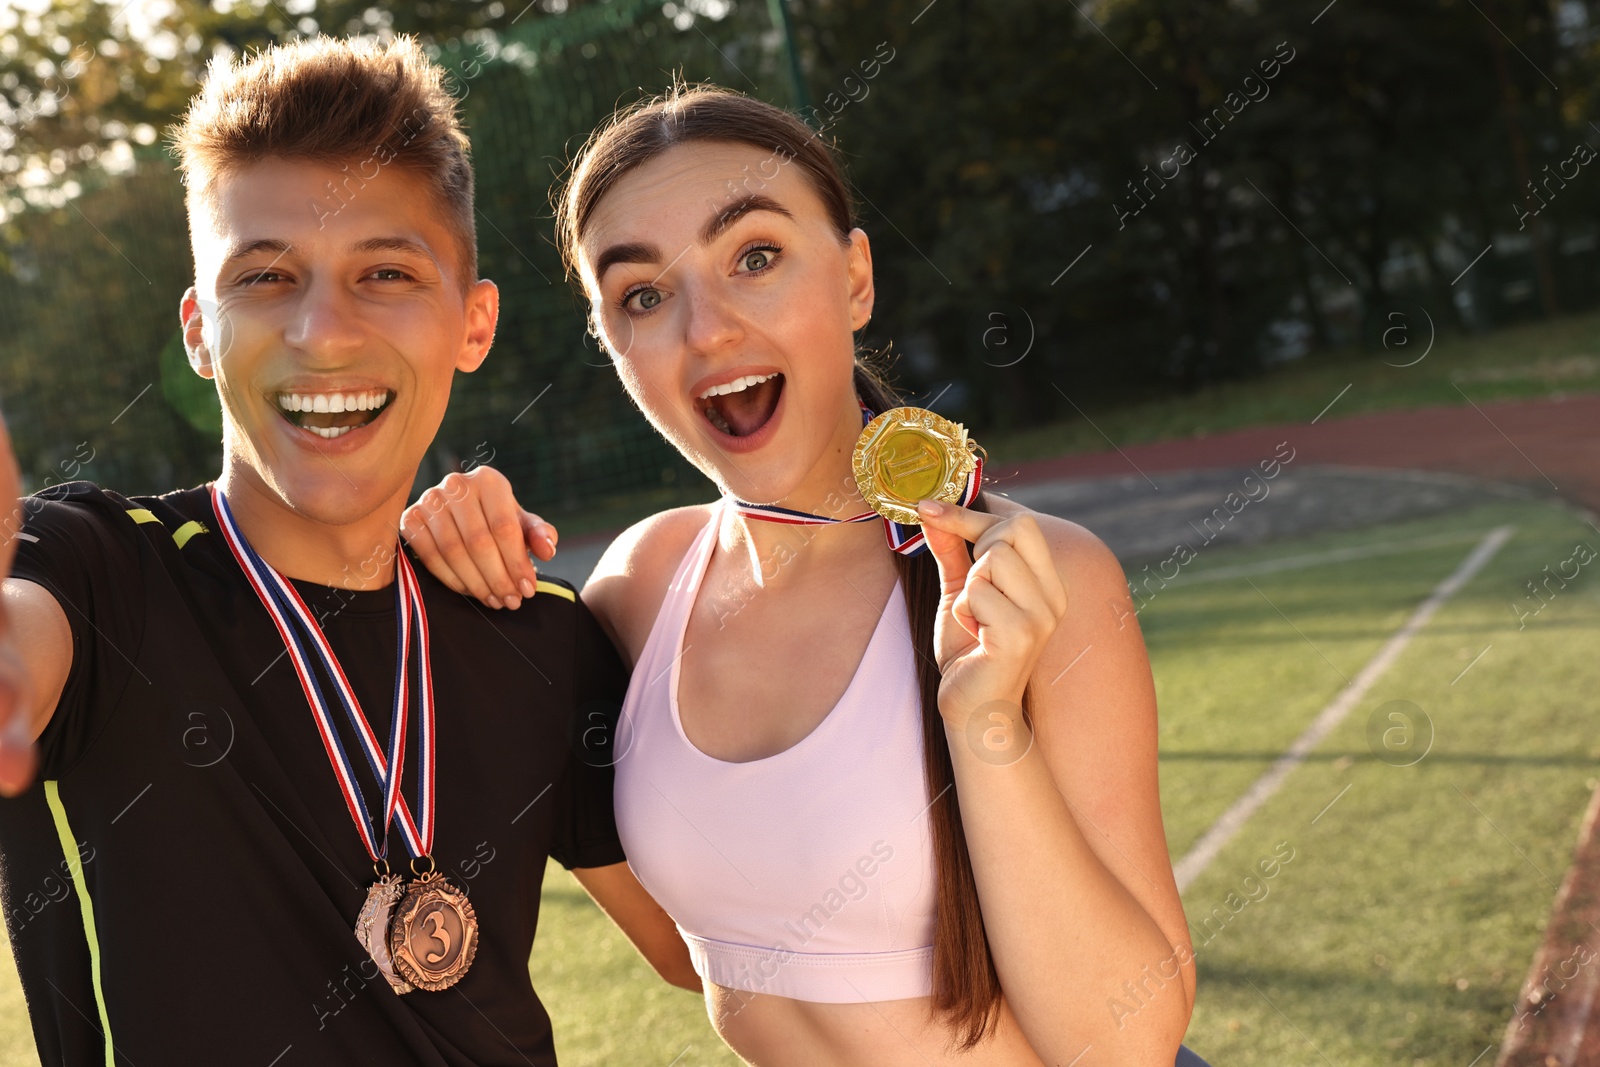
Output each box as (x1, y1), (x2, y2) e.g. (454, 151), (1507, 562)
(43, 781), (115, 1067)
(535, 580), (575, 602)
(171, 520), (208, 549)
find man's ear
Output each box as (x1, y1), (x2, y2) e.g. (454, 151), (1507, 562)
(846, 228), (875, 331)
(180, 287), (214, 379)
(457, 278), (499, 373)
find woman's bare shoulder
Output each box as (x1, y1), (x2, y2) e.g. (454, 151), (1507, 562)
(581, 503), (716, 665)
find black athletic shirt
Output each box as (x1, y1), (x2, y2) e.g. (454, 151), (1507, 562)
(0, 482), (627, 1066)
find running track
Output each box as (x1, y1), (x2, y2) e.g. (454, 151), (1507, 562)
(1002, 393), (1600, 515)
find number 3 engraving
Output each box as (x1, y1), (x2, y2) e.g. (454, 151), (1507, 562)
(421, 908), (453, 965)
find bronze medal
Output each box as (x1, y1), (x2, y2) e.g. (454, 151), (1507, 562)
(853, 406), (980, 525)
(388, 871), (479, 991)
(355, 874), (414, 994)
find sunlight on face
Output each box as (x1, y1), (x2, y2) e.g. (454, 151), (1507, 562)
(184, 158), (497, 525)
(577, 142), (875, 507)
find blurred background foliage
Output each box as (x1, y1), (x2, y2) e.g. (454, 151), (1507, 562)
(2, 0), (1597, 519)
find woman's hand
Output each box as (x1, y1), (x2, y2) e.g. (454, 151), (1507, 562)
(917, 500), (1069, 726)
(400, 467), (558, 609)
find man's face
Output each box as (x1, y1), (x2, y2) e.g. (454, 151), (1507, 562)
(182, 158), (497, 526)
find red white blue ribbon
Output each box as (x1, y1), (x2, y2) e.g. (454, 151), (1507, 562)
(728, 405), (983, 557)
(211, 486), (434, 863)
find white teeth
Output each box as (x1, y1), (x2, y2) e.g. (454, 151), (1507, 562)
(276, 391), (391, 413)
(698, 372), (776, 400)
(309, 425), (354, 439)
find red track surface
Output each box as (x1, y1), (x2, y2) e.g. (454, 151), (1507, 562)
(1003, 393), (1600, 515)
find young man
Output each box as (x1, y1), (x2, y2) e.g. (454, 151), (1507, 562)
(0, 36), (684, 1065)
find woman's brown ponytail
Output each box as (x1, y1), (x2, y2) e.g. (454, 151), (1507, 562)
(854, 362), (1002, 1049)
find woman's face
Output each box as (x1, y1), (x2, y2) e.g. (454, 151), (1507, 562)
(577, 141), (875, 507)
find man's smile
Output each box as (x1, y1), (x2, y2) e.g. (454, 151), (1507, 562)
(272, 388), (394, 440)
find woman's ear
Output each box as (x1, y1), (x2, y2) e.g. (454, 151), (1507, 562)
(846, 228), (875, 331)
(590, 301), (638, 362)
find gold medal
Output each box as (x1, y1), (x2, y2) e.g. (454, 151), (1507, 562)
(852, 406), (980, 525)
(355, 874), (414, 994)
(388, 870), (479, 992)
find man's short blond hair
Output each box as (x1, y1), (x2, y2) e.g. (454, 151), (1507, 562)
(171, 35), (477, 285)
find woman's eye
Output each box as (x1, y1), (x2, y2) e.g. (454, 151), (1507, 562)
(739, 246), (780, 273)
(625, 287), (662, 311)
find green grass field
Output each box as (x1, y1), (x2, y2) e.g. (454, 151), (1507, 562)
(0, 496), (1594, 1064)
(1156, 496), (1600, 1065)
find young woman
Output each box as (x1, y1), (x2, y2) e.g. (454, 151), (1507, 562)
(402, 86), (1201, 1065)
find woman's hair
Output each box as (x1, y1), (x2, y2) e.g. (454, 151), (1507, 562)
(553, 83), (1002, 1048)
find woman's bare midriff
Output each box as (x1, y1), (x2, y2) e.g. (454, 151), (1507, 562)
(706, 982), (1048, 1067)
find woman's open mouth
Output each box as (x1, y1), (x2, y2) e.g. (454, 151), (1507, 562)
(275, 389), (392, 440)
(696, 372), (783, 439)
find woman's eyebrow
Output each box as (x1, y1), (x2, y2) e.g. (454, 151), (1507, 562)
(594, 241), (662, 284)
(592, 194), (794, 285)
(702, 194), (793, 243)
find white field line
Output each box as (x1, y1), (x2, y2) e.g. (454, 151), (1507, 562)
(1172, 525), (1517, 892)
(1168, 529), (1490, 587)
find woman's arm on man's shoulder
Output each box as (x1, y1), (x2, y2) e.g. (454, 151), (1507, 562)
(400, 463), (712, 667)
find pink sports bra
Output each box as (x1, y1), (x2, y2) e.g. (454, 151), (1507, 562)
(613, 500), (938, 1003)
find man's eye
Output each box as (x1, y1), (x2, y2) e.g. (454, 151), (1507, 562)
(240, 271), (281, 285)
(370, 268), (411, 281)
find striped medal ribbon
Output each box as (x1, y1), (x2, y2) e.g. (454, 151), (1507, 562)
(727, 405), (983, 557)
(211, 487), (477, 993)
(211, 486), (431, 863)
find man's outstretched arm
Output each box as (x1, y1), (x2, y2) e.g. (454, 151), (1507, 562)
(0, 414), (72, 793)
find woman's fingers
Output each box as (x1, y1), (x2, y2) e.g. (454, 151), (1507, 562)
(450, 493), (525, 608)
(523, 511), (559, 563)
(972, 513), (1068, 618)
(410, 487), (503, 606)
(476, 487), (541, 600)
(918, 500), (1005, 543)
(920, 502), (1068, 619)
(399, 468), (559, 609)
(917, 501), (984, 595)
(401, 506), (468, 596)
(968, 542), (1055, 635)
(955, 572), (1030, 646)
